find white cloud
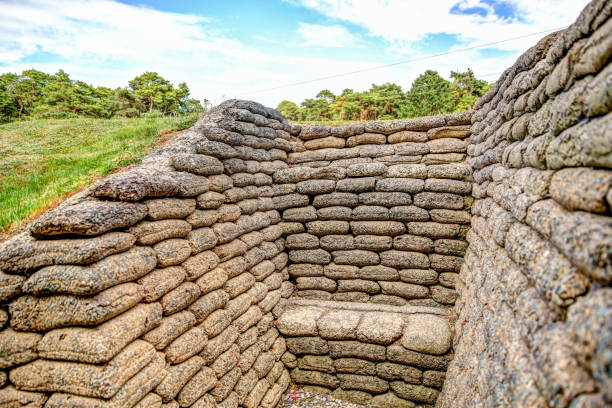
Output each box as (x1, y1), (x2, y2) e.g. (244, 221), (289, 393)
(0, 0), (214, 63)
(297, 22), (361, 47)
(285, 0), (590, 53)
(0, 0), (593, 109)
(0, 0), (272, 104)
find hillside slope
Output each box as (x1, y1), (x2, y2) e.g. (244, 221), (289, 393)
(0, 114), (199, 235)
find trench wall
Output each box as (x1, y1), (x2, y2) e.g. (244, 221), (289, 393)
(0, 92), (473, 408)
(0, 99), (470, 408)
(0, 101), (300, 408)
(0, 1), (610, 406)
(438, 1), (612, 406)
(283, 112), (473, 308)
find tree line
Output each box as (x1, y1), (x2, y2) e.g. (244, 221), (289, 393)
(0, 69), (208, 122)
(277, 69), (493, 122)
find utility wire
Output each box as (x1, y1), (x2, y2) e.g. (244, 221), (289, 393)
(224, 71), (503, 103)
(238, 27), (565, 95)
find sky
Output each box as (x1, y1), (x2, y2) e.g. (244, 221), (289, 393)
(0, 0), (591, 108)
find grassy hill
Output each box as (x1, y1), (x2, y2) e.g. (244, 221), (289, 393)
(0, 114), (199, 235)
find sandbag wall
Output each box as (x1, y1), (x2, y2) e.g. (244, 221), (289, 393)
(0, 101), (301, 408)
(277, 301), (453, 407)
(438, 1), (612, 407)
(282, 113), (473, 308)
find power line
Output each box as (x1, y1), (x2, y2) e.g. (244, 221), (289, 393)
(224, 71), (504, 103)
(479, 72), (504, 78)
(239, 27), (565, 96)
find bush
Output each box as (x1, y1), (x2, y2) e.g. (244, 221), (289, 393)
(141, 109), (163, 118)
(121, 108), (140, 118)
(35, 110), (80, 120)
(171, 113), (201, 130)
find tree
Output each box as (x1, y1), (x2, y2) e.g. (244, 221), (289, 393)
(181, 98), (205, 114)
(34, 70), (108, 118)
(277, 100), (303, 121)
(367, 83), (407, 120)
(201, 99), (212, 112)
(128, 72), (173, 114)
(405, 70), (454, 117)
(174, 82), (205, 114)
(32, 69), (79, 117)
(275, 68), (494, 122)
(449, 68), (493, 111)
(2, 69), (51, 118)
(109, 87), (139, 117)
(316, 89), (336, 104)
(0, 69), (206, 121)
(0, 74), (19, 121)
(300, 97), (332, 121)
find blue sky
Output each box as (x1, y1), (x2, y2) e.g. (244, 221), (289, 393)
(0, 0), (590, 107)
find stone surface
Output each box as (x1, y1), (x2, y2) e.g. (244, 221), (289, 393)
(37, 303), (161, 363)
(9, 340), (155, 398)
(291, 369), (339, 389)
(31, 200), (147, 237)
(401, 314), (451, 355)
(329, 341), (386, 362)
(146, 198), (196, 220)
(22, 246), (156, 296)
(371, 392), (416, 408)
(171, 153), (224, 176)
(277, 307), (324, 337)
(550, 167), (612, 213)
(346, 163), (386, 177)
(390, 382), (439, 404)
(338, 373), (389, 394)
(154, 239), (192, 267)
(183, 250), (220, 280)
(139, 266), (186, 302)
(166, 326), (208, 364)
(350, 221), (405, 236)
(356, 312), (404, 345)
(161, 282), (201, 315)
(317, 310), (361, 340)
(93, 168), (179, 201)
(129, 219), (192, 245)
(176, 367), (216, 406)
(0, 232), (135, 274)
(10, 283), (142, 331)
(380, 251), (429, 269)
(142, 311), (194, 352)
(0, 329), (41, 369)
(0, 386), (48, 407)
(286, 337), (329, 355)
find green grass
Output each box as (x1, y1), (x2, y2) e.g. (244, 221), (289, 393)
(0, 114), (200, 233)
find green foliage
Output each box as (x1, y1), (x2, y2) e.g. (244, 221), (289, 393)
(449, 68), (493, 111)
(0, 69), (206, 122)
(141, 109), (164, 118)
(277, 100), (303, 121)
(0, 114), (199, 232)
(0, 76), (18, 121)
(405, 70), (454, 117)
(278, 68), (494, 122)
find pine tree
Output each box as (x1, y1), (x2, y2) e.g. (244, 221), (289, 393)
(406, 70), (454, 117)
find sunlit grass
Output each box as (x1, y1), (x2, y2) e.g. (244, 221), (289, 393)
(0, 114), (199, 232)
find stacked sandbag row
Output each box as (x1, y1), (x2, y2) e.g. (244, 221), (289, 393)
(287, 111), (471, 169)
(281, 114), (473, 309)
(0, 100), (299, 408)
(276, 301), (453, 407)
(439, 1), (612, 406)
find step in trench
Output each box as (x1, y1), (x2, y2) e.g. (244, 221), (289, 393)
(277, 299), (453, 407)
